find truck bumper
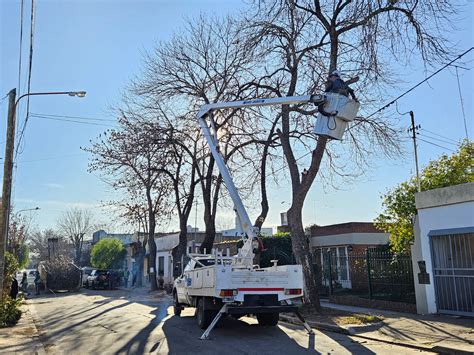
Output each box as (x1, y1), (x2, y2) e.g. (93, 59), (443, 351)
(226, 305), (298, 315)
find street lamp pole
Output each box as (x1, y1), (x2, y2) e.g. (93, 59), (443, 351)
(0, 88), (85, 299)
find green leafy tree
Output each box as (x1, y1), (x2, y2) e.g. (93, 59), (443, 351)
(375, 140), (473, 252)
(90, 239), (126, 270)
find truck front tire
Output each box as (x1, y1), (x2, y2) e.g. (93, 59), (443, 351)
(257, 313), (279, 326)
(173, 293), (182, 316)
(196, 298), (214, 329)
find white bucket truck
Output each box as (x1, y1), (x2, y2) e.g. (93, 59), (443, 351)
(173, 93), (359, 339)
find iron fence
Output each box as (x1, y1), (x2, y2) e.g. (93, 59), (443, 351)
(315, 248), (416, 304)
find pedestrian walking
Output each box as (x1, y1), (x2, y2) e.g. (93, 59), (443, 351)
(34, 271), (41, 295)
(124, 269), (130, 288)
(20, 272), (29, 296)
(132, 268), (137, 287)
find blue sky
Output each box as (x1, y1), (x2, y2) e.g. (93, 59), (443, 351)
(1, 0), (472, 234)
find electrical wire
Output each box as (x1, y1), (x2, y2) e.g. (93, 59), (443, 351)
(30, 112), (117, 123)
(30, 114), (117, 128)
(417, 132), (458, 146)
(17, 153), (86, 164)
(417, 137), (455, 152)
(366, 47), (474, 119)
(419, 128), (459, 143)
(17, 0), (24, 99)
(15, 0), (36, 159)
(455, 66), (469, 140)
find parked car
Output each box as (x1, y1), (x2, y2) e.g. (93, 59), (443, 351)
(81, 267), (94, 287)
(86, 269), (117, 290)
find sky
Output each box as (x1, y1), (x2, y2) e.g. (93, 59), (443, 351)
(1, 0), (473, 235)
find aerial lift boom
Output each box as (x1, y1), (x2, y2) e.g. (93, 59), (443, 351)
(197, 94), (329, 266)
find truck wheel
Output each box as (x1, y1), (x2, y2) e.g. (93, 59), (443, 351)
(173, 293), (182, 316)
(196, 298), (213, 329)
(257, 313), (279, 326)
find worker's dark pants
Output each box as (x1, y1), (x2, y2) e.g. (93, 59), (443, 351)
(35, 284), (40, 295)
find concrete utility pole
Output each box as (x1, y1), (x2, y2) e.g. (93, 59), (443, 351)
(0, 89), (17, 298)
(408, 111), (421, 193)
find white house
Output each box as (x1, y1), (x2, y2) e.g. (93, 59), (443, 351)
(154, 232), (180, 284)
(411, 182), (474, 316)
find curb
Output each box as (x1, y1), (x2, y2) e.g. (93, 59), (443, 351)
(279, 314), (470, 355)
(21, 304), (47, 355)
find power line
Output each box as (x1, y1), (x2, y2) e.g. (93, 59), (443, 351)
(417, 137), (455, 152)
(366, 47), (474, 119)
(417, 132), (458, 146)
(30, 112), (117, 123)
(419, 128), (459, 144)
(15, 0), (36, 159)
(30, 114), (117, 128)
(17, 153), (86, 164)
(455, 66), (469, 140)
(17, 0), (25, 99)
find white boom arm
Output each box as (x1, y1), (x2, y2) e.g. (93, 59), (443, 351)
(197, 94), (326, 266)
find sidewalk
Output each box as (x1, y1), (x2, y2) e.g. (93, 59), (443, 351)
(0, 303), (45, 355)
(281, 300), (474, 354)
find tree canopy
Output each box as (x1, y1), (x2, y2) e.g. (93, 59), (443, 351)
(375, 140), (473, 253)
(90, 239), (126, 270)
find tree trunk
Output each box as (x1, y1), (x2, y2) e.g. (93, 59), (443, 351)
(148, 217), (158, 291)
(287, 206), (321, 310)
(172, 220), (188, 277)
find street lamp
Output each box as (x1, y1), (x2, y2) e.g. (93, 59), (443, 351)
(16, 207), (40, 215)
(0, 88), (86, 298)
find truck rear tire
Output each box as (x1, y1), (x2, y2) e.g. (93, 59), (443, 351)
(257, 313), (279, 326)
(196, 298), (214, 329)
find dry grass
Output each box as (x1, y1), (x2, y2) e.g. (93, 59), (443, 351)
(295, 305), (382, 326)
(335, 314), (382, 325)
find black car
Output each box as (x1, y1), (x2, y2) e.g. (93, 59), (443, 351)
(86, 269), (116, 290)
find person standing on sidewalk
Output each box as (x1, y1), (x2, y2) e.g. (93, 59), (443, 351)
(10, 278), (19, 299)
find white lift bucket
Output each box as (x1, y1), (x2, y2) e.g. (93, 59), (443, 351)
(313, 93), (360, 140)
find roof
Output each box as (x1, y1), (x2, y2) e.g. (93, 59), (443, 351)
(310, 222), (383, 237)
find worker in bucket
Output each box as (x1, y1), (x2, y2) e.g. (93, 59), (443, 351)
(325, 70), (358, 102)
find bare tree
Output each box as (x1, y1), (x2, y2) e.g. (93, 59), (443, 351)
(57, 208), (95, 265)
(133, 16), (262, 252)
(29, 229), (73, 264)
(85, 114), (174, 291)
(244, 0), (457, 308)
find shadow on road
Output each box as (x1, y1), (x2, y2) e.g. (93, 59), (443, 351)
(24, 289), (382, 354)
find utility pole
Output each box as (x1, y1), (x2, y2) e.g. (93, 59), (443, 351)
(408, 111), (421, 192)
(0, 89), (17, 298)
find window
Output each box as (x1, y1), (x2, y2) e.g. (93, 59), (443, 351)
(158, 256), (165, 276)
(318, 246), (350, 283)
(338, 247), (348, 280)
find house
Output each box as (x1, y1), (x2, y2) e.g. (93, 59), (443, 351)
(411, 182), (473, 316)
(154, 228), (243, 285)
(310, 222), (390, 289)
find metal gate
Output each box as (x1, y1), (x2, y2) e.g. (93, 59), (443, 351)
(430, 231), (474, 316)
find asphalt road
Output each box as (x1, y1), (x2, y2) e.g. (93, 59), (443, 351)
(26, 288), (432, 354)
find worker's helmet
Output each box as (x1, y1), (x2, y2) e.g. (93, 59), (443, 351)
(329, 70), (340, 77)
